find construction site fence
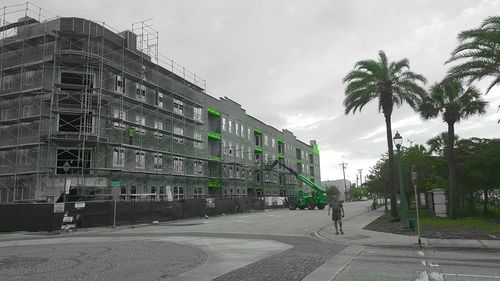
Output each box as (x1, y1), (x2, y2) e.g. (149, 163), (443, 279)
(0, 196), (283, 232)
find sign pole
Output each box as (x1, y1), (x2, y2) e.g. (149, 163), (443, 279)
(412, 165), (422, 249)
(113, 198), (117, 228)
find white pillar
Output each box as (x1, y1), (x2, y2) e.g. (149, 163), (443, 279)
(432, 188), (447, 218)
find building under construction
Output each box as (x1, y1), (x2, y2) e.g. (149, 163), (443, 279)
(0, 3), (321, 204)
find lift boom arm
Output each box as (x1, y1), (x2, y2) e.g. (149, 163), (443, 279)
(268, 160), (325, 193)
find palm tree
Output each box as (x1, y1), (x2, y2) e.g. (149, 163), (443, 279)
(343, 50), (426, 221)
(426, 132), (459, 156)
(419, 79), (487, 219)
(447, 16), (500, 93)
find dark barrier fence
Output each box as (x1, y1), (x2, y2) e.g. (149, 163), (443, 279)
(0, 197), (267, 232)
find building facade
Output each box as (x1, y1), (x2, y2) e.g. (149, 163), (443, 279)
(0, 9), (321, 203)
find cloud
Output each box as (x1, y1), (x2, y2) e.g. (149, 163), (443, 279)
(25, 0), (500, 181)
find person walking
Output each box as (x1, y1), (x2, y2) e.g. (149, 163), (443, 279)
(328, 196), (345, 235)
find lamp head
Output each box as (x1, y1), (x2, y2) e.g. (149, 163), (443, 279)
(393, 131), (403, 150)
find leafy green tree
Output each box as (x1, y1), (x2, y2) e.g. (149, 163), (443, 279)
(419, 79), (487, 219)
(456, 138), (500, 216)
(447, 16), (500, 93)
(343, 50), (426, 221)
(325, 186), (340, 200)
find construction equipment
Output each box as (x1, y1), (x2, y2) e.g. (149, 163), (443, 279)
(267, 160), (327, 210)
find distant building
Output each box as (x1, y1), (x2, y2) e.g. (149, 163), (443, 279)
(322, 179), (351, 201)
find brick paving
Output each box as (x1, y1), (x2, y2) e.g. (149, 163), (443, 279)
(212, 235), (345, 281)
(90, 232), (346, 281)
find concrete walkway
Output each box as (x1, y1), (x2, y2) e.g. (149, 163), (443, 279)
(316, 207), (500, 250)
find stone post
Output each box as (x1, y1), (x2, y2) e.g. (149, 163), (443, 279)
(432, 188), (447, 217)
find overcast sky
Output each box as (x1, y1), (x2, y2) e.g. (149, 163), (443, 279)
(10, 0), (500, 182)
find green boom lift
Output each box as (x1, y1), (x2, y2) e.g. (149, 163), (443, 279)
(267, 160), (327, 210)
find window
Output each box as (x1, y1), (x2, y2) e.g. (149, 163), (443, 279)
(235, 123), (239, 136)
(173, 126), (184, 136)
(22, 70), (35, 88)
(19, 149), (29, 165)
(255, 153), (261, 165)
(115, 74), (124, 93)
(154, 120), (163, 138)
(2, 75), (14, 91)
(271, 138), (275, 148)
(222, 117), (226, 131)
(174, 127), (184, 144)
(155, 92), (164, 108)
(174, 136), (184, 144)
(264, 135), (269, 146)
(228, 120), (233, 133)
(173, 156), (184, 174)
(278, 142), (284, 154)
(135, 151), (145, 169)
(240, 125), (245, 137)
(248, 147), (252, 160)
(153, 153), (163, 170)
(235, 144), (239, 158)
(113, 148), (125, 167)
(135, 115), (146, 134)
(241, 145), (245, 158)
(247, 128), (251, 140)
(222, 140), (227, 155)
(193, 186), (204, 198)
(113, 109), (126, 129)
(247, 167), (253, 180)
(194, 160), (203, 175)
(136, 83), (146, 101)
(0, 108), (12, 121)
(228, 142), (233, 155)
(173, 99), (183, 115)
(173, 186), (184, 200)
(193, 132), (203, 149)
(193, 107), (202, 122)
(255, 134), (261, 146)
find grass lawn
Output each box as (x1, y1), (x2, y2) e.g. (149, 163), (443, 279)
(414, 208), (500, 235)
(365, 207), (500, 239)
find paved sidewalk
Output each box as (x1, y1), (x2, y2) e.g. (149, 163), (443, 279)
(316, 207), (500, 250)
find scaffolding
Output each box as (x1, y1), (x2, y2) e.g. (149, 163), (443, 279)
(0, 3), (320, 205)
(0, 3), (208, 203)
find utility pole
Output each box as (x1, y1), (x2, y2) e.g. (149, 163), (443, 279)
(358, 169), (363, 187)
(339, 162), (348, 200)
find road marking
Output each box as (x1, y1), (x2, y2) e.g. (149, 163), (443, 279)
(428, 262), (439, 267)
(444, 273), (500, 279)
(421, 260), (426, 266)
(417, 250), (424, 257)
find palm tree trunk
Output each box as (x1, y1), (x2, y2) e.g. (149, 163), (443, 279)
(385, 114), (399, 220)
(447, 122), (457, 219)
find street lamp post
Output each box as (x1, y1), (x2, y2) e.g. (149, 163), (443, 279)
(412, 165), (422, 248)
(393, 131), (409, 231)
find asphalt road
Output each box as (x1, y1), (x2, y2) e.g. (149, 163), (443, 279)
(1, 200), (499, 281)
